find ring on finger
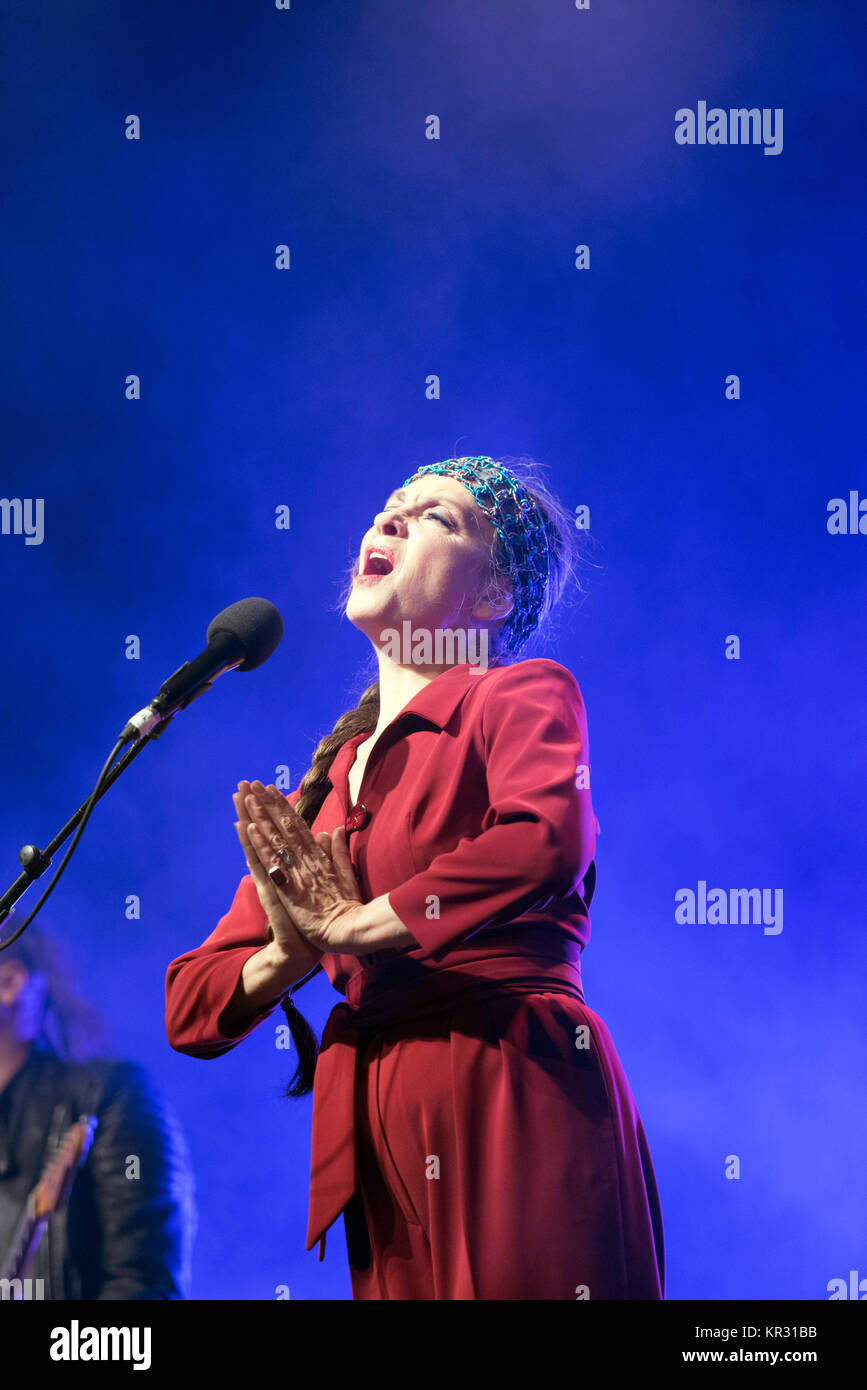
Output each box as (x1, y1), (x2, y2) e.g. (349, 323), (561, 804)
(267, 839), (293, 886)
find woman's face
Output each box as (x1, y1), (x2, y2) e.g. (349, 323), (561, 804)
(346, 474), (512, 652)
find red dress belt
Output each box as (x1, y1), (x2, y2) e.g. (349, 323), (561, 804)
(305, 941), (586, 1259)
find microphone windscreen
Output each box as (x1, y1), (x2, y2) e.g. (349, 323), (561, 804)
(206, 597), (284, 672)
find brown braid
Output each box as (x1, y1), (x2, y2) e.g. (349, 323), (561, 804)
(276, 679), (380, 1097)
(293, 680), (381, 829)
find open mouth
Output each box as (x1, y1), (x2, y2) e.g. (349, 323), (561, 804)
(359, 546), (395, 577)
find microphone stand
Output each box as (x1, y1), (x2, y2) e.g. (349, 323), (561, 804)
(0, 697), (325, 998)
(0, 714), (179, 928)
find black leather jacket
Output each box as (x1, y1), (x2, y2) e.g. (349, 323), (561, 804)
(0, 1041), (195, 1299)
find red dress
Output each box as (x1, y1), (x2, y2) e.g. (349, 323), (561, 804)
(165, 658), (665, 1299)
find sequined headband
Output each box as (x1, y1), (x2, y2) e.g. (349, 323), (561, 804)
(401, 455), (550, 650)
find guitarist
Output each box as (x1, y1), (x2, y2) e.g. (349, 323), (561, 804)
(0, 917), (195, 1299)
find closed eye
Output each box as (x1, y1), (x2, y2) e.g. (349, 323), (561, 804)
(381, 504), (455, 530)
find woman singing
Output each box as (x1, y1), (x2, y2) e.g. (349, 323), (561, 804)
(164, 454), (665, 1300)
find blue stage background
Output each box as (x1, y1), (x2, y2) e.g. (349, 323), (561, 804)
(1, 0), (865, 1300)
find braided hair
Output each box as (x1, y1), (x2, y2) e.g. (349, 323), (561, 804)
(272, 680), (380, 1097)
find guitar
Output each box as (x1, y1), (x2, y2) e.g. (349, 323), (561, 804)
(0, 1114), (98, 1290)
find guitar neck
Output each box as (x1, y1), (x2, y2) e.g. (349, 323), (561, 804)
(0, 1193), (46, 1285)
(0, 1113), (97, 1287)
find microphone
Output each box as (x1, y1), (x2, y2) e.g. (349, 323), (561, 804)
(118, 597), (284, 744)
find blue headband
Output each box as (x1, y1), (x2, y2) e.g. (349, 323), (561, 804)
(401, 456), (550, 650)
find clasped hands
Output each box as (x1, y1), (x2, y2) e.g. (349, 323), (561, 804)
(232, 779), (364, 955)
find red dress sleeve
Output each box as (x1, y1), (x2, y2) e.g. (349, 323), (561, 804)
(164, 872), (282, 1058)
(387, 658), (596, 956)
